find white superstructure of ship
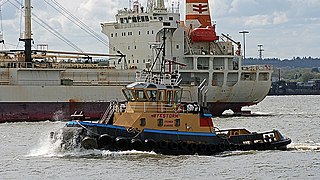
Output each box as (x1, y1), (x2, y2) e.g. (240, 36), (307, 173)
(0, 0), (272, 122)
(101, 0), (272, 114)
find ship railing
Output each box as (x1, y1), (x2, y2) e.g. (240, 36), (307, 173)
(215, 129), (280, 143)
(115, 22), (150, 29)
(0, 61), (33, 68)
(135, 71), (181, 86)
(99, 101), (117, 124)
(242, 65), (272, 71)
(72, 80), (132, 86)
(0, 80), (9, 85)
(17, 80), (60, 86)
(0, 60), (117, 69)
(127, 102), (200, 114)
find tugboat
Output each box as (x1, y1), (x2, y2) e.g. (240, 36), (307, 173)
(52, 69), (291, 155)
(51, 19), (290, 155)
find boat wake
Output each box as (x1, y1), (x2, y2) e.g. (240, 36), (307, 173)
(27, 129), (156, 158)
(221, 110), (274, 117)
(287, 143), (320, 152)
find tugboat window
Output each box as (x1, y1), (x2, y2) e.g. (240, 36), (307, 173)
(140, 118), (146, 126)
(147, 90), (157, 101)
(135, 90), (147, 101)
(133, 17), (137, 22)
(158, 119), (163, 127)
(159, 90), (165, 101)
(174, 90), (182, 103)
(167, 91), (173, 104)
(122, 89), (135, 101)
(175, 119), (180, 127)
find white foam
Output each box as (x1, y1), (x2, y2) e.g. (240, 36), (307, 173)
(27, 129), (156, 158)
(288, 143), (320, 151)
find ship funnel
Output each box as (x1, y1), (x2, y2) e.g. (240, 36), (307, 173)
(186, 0), (211, 28)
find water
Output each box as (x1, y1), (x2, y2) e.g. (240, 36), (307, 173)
(1, 95), (319, 179)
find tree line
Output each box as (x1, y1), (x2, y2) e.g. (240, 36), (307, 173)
(243, 57), (320, 69)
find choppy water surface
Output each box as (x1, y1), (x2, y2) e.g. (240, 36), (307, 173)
(0, 95), (319, 179)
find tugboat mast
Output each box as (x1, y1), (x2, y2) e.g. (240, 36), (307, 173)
(23, 0), (32, 64)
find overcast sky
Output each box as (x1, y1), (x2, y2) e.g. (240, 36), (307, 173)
(1, 0), (319, 59)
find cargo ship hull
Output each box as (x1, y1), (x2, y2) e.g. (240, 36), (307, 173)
(0, 101), (260, 122)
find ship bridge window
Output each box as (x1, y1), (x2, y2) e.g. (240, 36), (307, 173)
(169, 17), (173, 20)
(159, 90), (165, 101)
(163, 22), (171, 26)
(122, 89), (135, 101)
(137, 16), (141, 22)
(133, 17), (137, 22)
(174, 90), (182, 103)
(124, 17), (128, 23)
(147, 90), (158, 102)
(120, 18), (124, 23)
(128, 16), (132, 23)
(135, 90), (147, 101)
(141, 16), (145, 22)
(145, 16), (149, 21)
(159, 17), (163, 21)
(167, 90), (173, 104)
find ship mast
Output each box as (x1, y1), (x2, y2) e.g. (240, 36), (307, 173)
(22, 0), (32, 64)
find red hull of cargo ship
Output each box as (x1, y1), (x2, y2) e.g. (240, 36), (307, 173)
(0, 102), (255, 123)
(0, 102), (109, 123)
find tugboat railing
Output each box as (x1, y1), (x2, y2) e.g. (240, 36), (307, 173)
(99, 101), (116, 124)
(125, 102), (200, 113)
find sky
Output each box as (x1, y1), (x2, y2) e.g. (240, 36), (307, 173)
(0, 0), (320, 59)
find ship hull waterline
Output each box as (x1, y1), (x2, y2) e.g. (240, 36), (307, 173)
(0, 101), (257, 123)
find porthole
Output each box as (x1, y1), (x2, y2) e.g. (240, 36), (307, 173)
(140, 118), (146, 126)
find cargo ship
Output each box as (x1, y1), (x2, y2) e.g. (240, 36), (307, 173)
(0, 0), (272, 122)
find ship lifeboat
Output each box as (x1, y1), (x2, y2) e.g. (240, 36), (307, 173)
(190, 26), (219, 42)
